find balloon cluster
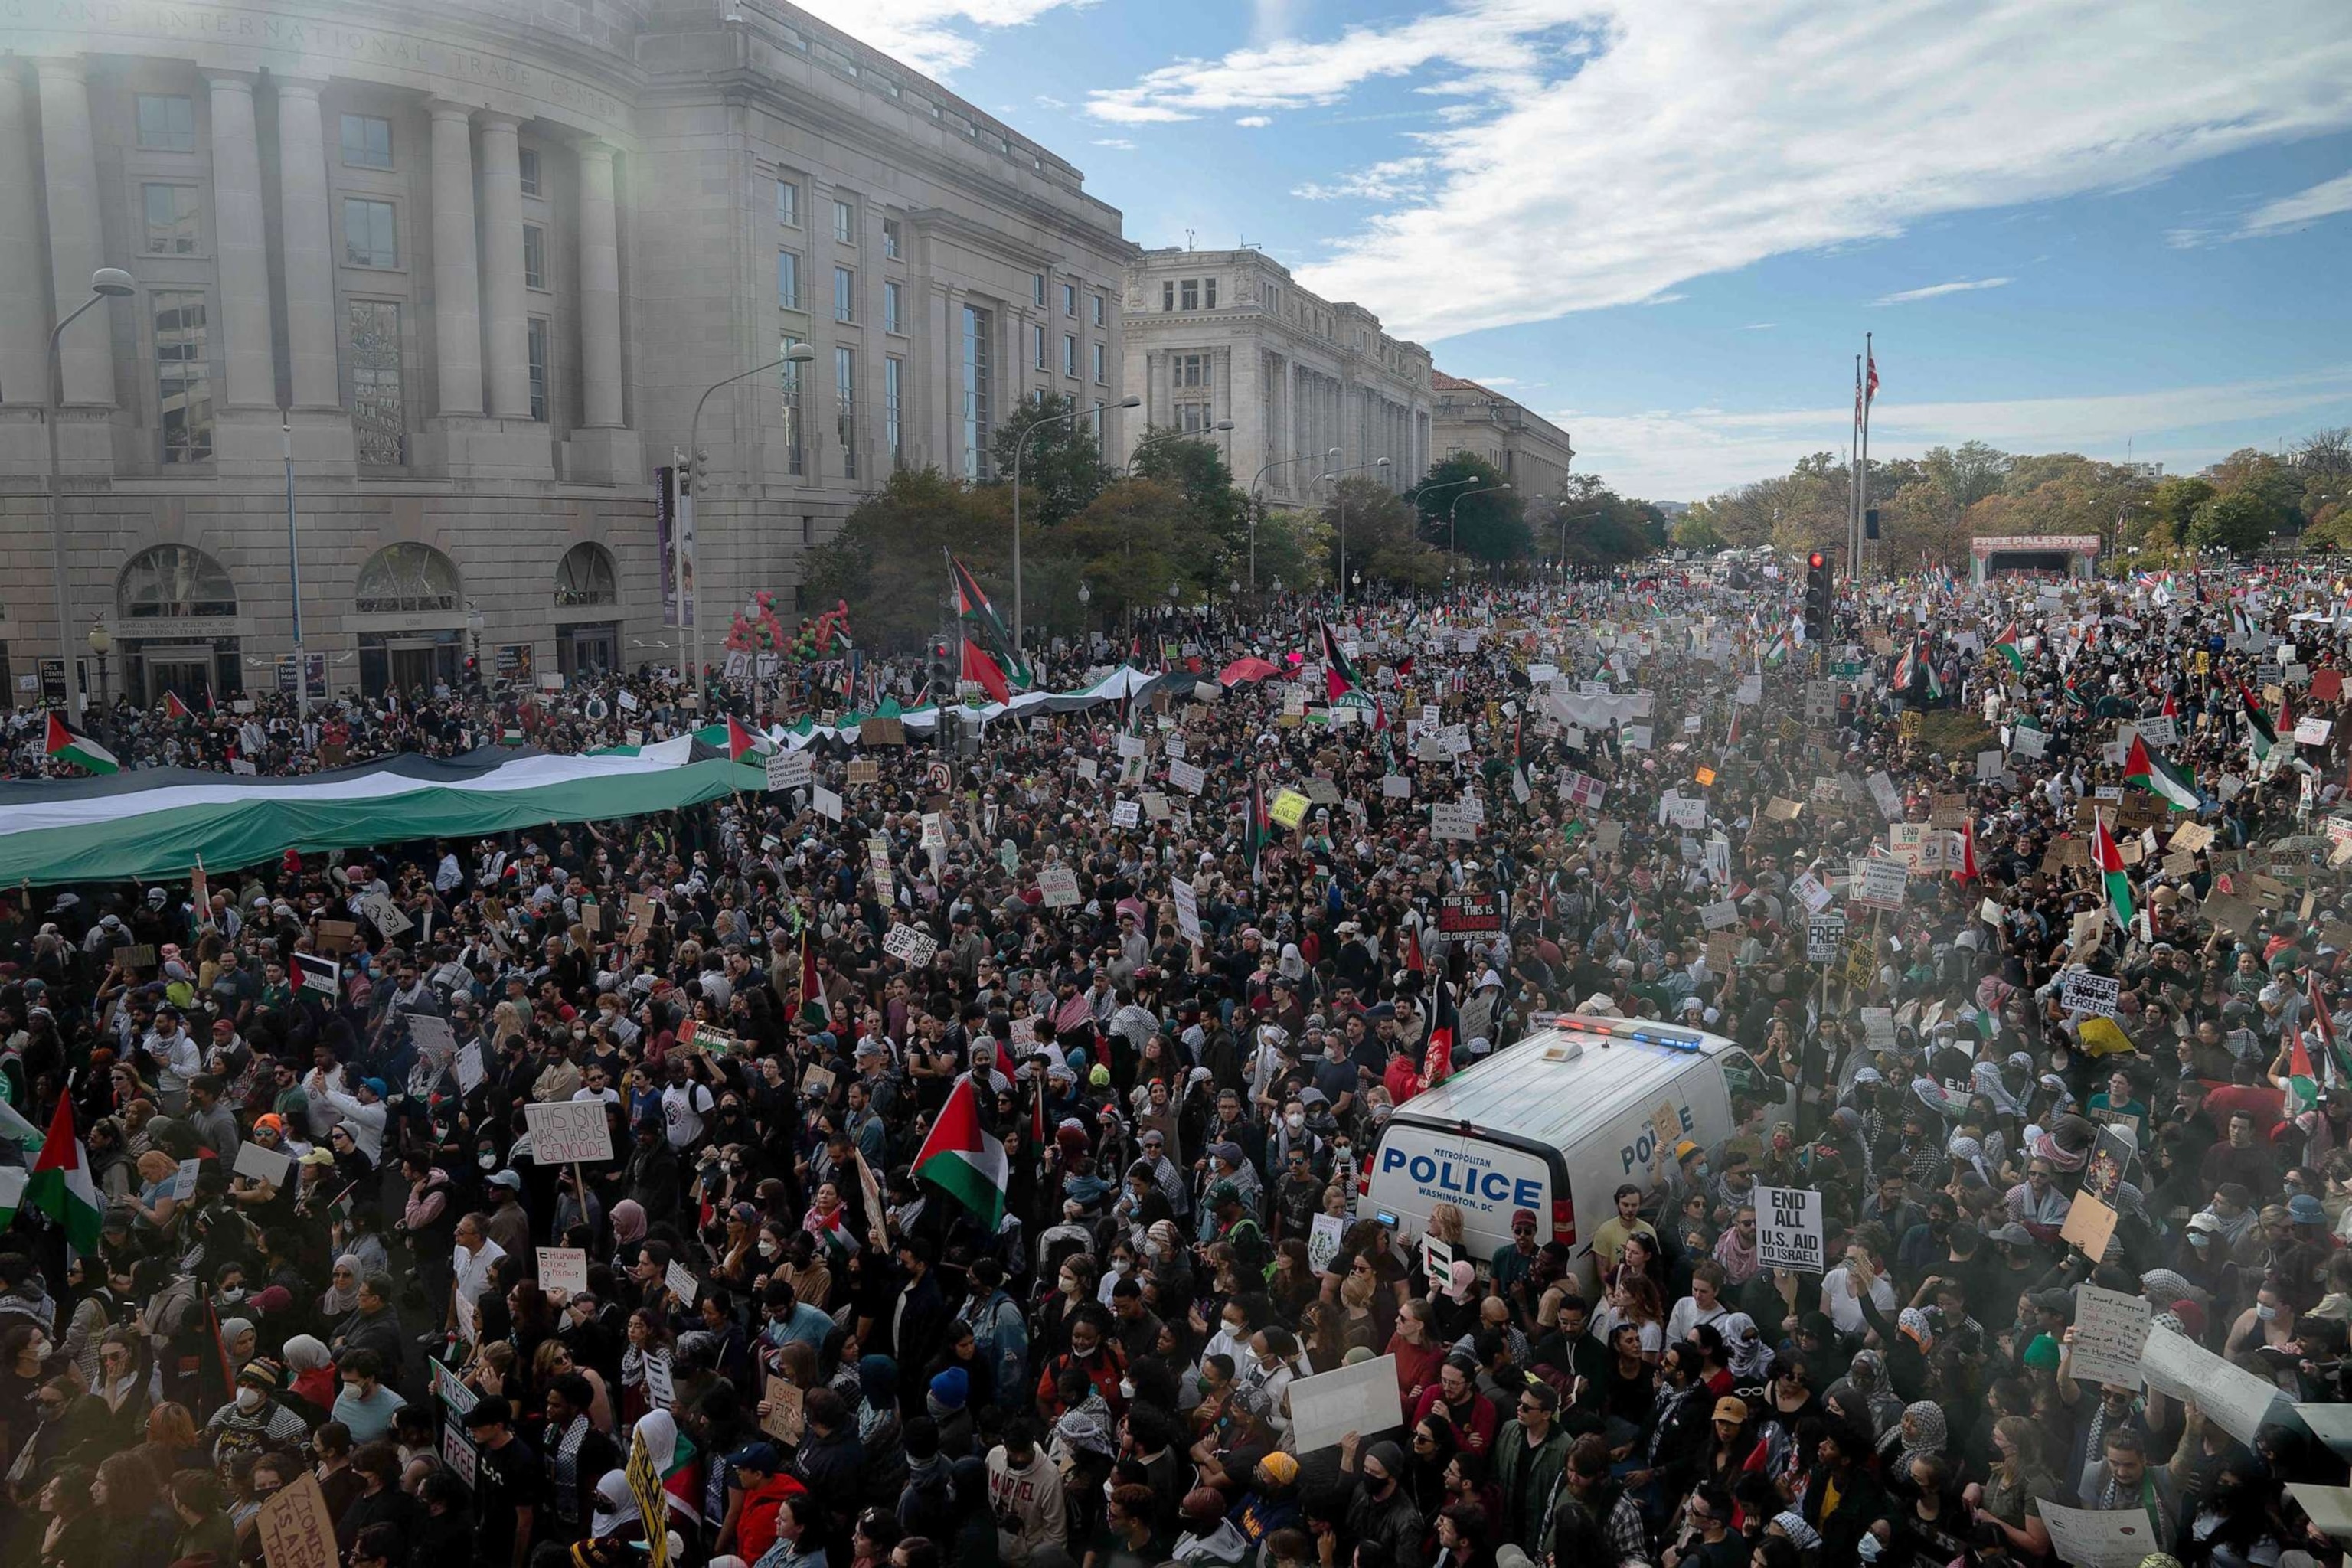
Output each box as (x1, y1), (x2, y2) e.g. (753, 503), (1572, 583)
(724, 593), (854, 666)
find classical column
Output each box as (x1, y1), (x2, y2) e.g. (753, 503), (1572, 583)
(427, 100), (483, 417)
(273, 77), (339, 410)
(207, 74), (275, 408)
(576, 139), (624, 428)
(0, 68), (48, 409)
(475, 112), (529, 419)
(36, 59), (113, 406)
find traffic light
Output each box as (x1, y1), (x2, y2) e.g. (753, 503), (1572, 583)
(1803, 551), (1834, 642)
(683, 448), (710, 497)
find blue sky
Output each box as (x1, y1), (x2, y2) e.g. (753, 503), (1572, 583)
(792, 0), (2352, 501)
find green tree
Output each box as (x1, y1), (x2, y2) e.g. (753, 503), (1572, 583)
(1409, 452), (1530, 564)
(1129, 430), (1249, 590)
(988, 393), (1110, 526)
(806, 467), (1009, 648)
(1052, 479), (1194, 625)
(1671, 510), (1726, 553)
(2187, 487), (2282, 552)
(1922, 442), (2011, 511)
(2145, 475), (2214, 547)
(1322, 477), (1442, 590)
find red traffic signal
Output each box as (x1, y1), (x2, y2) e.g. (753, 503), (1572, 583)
(1808, 551), (1825, 570)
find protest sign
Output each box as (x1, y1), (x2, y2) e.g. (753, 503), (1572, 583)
(762, 1376), (805, 1444)
(2140, 1326), (2285, 1442)
(766, 750), (813, 791)
(1308, 1214), (1346, 1276)
(2036, 1501), (2162, 1568)
(883, 924), (940, 968)
(1850, 858), (1909, 911)
(1436, 893), (1504, 933)
(1038, 867), (1080, 908)
(524, 1099), (614, 1165)
(1754, 1186), (1824, 1272)
(255, 1472), (339, 1568)
(2069, 1284), (2152, 1388)
(664, 1259), (699, 1308)
(1286, 1354), (1404, 1455)
(1172, 879), (1204, 946)
(536, 1247), (590, 1295)
(810, 786), (844, 821)
(234, 1141), (294, 1187)
(2060, 1191), (2118, 1259)
(2060, 970), (2122, 1018)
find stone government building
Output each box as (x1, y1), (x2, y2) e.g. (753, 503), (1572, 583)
(0, 0), (1134, 707)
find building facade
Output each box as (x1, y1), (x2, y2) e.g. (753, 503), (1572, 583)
(0, 0), (1131, 708)
(1119, 247), (1432, 508)
(1429, 372), (1575, 500)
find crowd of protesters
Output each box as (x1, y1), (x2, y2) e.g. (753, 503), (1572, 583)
(5, 556), (2352, 1568)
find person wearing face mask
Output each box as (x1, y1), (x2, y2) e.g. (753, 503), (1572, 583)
(202, 1361), (311, 1467)
(1337, 1434), (1426, 1568)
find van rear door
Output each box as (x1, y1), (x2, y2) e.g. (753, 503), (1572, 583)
(1364, 1119), (1562, 1262)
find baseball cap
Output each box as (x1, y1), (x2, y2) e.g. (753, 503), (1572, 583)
(725, 1442), (782, 1473)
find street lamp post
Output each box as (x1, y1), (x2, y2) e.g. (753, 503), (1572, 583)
(86, 622), (110, 710)
(282, 413), (309, 717)
(1246, 452), (1328, 590)
(684, 341), (819, 695)
(1317, 458), (1390, 607)
(1014, 394), (1142, 655)
(1444, 482), (1511, 578)
(44, 267), (136, 720)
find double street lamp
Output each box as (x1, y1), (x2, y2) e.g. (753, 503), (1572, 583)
(42, 267), (137, 720)
(1246, 449), (1334, 590)
(1447, 484), (1513, 577)
(1012, 395), (1142, 653)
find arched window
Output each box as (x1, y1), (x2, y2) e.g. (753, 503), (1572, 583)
(555, 542), (619, 607)
(118, 544), (237, 619)
(354, 542), (461, 614)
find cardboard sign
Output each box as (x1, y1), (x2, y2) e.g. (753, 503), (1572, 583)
(1429, 801), (1482, 841)
(2060, 1191), (2118, 1258)
(846, 758), (880, 786)
(1755, 1186), (1824, 1272)
(762, 1375), (805, 1444)
(524, 1099), (615, 1165)
(254, 1470), (339, 1568)
(536, 1246), (590, 1295)
(859, 717), (906, 746)
(766, 750), (813, 791)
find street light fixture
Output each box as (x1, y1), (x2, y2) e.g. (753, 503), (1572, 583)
(45, 266), (136, 720)
(86, 622), (111, 710)
(1245, 452), (1331, 590)
(1015, 394), (1141, 653)
(1318, 457), (1390, 606)
(1446, 483), (1512, 577)
(684, 341), (818, 688)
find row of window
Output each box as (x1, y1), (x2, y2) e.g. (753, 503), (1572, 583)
(777, 338), (904, 479)
(138, 96), (545, 196)
(1031, 273), (1109, 326)
(336, 197), (547, 291)
(109, 539), (618, 620)
(776, 179), (903, 259)
(1163, 277), (1218, 312)
(1027, 325), (1109, 383)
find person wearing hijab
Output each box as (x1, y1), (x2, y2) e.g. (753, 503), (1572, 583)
(591, 1468), (646, 1543)
(1717, 1312), (1772, 1383)
(318, 1253), (365, 1321)
(632, 1409), (704, 1526)
(281, 1334), (338, 1416)
(1886, 1401), (1947, 1472)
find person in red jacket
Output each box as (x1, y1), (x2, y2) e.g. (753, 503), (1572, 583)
(721, 1442), (807, 1562)
(1034, 1308), (1125, 1423)
(1409, 1352), (1500, 1456)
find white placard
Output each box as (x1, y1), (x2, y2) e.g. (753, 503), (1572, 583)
(433, 1357), (479, 1416)
(234, 1140), (294, 1187)
(1860, 1008), (1896, 1050)
(1168, 759), (1207, 795)
(2069, 1284), (2151, 1389)
(2060, 970), (2122, 1018)
(1116, 733), (1145, 759)
(1429, 801), (1481, 840)
(408, 1013), (457, 1069)
(1754, 1185), (1824, 1272)
(1111, 800), (1141, 828)
(1867, 770), (1903, 822)
(358, 890), (414, 936)
(1622, 724), (1653, 751)
(1977, 748), (2007, 781)
(1308, 1214), (1346, 1276)
(1664, 795), (1707, 830)
(1792, 872), (1834, 914)
(2037, 1501), (2164, 1568)
(1851, 858), (1909, 911)
(1171, 878), (1203, 946)
(1383, 774), (1413, 799)
(172, 1156), (202, 1199)
(2139, 1326), (2285, 1442)
(455, 1040), (486, 1093)
(920, 812), (949, 851)
(811, 786), (844, 821)
(642, 1352), (675, 1409)
(1038, 867), (1080, 909)
(883, 925), (939, 968)
(2133, 714), (2177, 747)
(664, 1259), (699, 1308)
(524, 1099), (615, 1165)
(1286, 1354), (1404, 1455)
(766, 750), (813, 791)
(1700, 900), (1738, 931)
(2298, 717), (2334, 744)
(2012, 724), (2048, 760)
(536, 1246), (590, 1295)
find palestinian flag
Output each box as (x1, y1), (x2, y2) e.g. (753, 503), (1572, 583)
(1991, 623), (2025, 671)
(163, 690), (194, 720)
(1919, 642), (1944, 701)
(43, 714), (119, 776)
(1403, 926), (1425, 975)
(2063, 670), (2091, 710)
(798, 929), (831, 1027)
(811, 1204), (861, 1260)
(2289, 1031), (2321, 1112)
(911, 1076), (1008, 1227)
(26, 1097), (101, 1254)
(2093, 818), (2134, 933)
(949, 556), (1030, 688)
(1891, 641), (1916, 694)
(960, 638), (1011, 704)
(1762, 628), (1790, 668)
(1955, 816), (1978, 883)
(725, 715), (762, 761)
(1320, 622), (1361, 702)
(2240, 682), (2278, 763)
(2123, 734), (2200, 812)
(2309, 975), (2349, 1084)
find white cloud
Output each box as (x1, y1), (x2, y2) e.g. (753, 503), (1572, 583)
(1091, 137), (1137, 149)
(1871, 276), (2014, 305)
(1035, 94), (1069, 109)
(1293, 157), (1433, 201)
(1087, 0), (2352, 341)
(789, 0), (1096, 77)
(1236, 115), (1274, 127)
(2239, 170), (2352, 237)
(1738, 322), (1777, 331)
(1556, 364), (2352, 501)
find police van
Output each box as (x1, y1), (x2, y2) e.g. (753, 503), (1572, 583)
(1357, 1012), (1790, 1285)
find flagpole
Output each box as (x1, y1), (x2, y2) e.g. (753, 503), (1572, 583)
(1848, 355), (1861, 587)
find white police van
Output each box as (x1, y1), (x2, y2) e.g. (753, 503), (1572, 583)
(1357, 1012), (1790, 1285)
